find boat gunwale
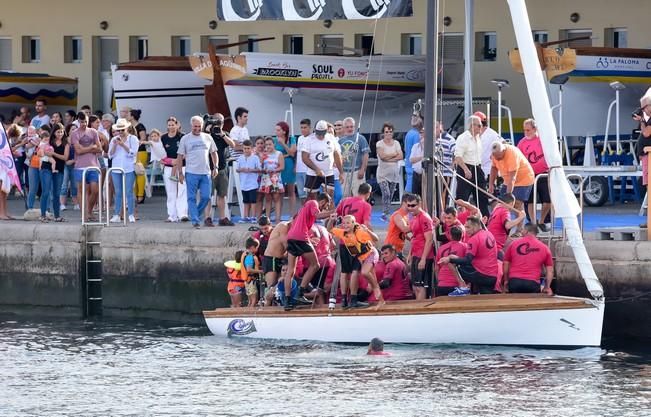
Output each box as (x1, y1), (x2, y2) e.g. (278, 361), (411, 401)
(203, 294), (596, 319)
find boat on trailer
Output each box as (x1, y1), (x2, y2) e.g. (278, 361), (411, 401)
(203, 0), (605, 348)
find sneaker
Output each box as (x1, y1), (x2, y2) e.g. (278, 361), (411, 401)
(537, 223), (548, 233)
(60, 204), (67, 211)
(341, 296), (349, 309)
(448, 287), (471, 297)
(238, 217), (248, 224)
(349, 299), (369, 308)
(249, 217), (258, 224)
(218, 217), (235, 226)
(204, 218), (215, 227)
(73, 204), (80, 211)
(193, 223), (201, 229)
(110, 215), (121, 223)
(169, 175), (179, 182)
(284, 297), (295, 311)
(295, 296), (312, 306)
(128, 215), (136, 223)
(180, 216), (189, 222)
(380, 213), (389, 222)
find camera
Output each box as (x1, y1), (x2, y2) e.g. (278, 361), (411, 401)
(632, 107), (645, 118)
(203, 114), (223, 136)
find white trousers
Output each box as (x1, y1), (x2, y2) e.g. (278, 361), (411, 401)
(163, 166), (188, 221)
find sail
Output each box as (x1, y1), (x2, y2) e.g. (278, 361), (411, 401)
(505, 0), (603, 299)
(216, 0), (413, 21)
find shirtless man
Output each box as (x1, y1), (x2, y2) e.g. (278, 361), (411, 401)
(263, 220), (292, 306)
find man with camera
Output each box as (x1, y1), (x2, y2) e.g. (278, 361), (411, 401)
(634, 92), (651, 228)
(203, 113), (236, 226)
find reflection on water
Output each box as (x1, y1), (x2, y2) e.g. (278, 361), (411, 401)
(0, 316), (649, 417)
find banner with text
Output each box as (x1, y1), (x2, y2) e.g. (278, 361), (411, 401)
(217, 0), (413, 21)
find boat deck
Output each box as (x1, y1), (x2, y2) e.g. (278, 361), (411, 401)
(203, 294), (594, 318)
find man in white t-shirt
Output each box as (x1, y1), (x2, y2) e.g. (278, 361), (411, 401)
(474, 111), (502, 180)
(30, 99), (50, 129)
(295, 118), (311, 201)
(302, 120), (344, 199)
(229, 107), (249, 160)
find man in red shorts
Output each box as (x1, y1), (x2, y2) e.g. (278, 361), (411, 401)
(284, 193), (334, 310)
(405, 193), (437, 300)
(335, 182), (373, 307)
(504, 223), (554, 294)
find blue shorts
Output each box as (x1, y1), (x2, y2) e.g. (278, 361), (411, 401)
(74, 168), (100, 184)
(242, 189), (257, 204)
(512, 185), (533, 202)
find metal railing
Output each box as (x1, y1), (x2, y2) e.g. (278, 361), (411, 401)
(81, 167), (103, 226)
(105, 167), (126, 227)
(533, 172), (585, 239)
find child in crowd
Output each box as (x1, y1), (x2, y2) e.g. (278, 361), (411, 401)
(226, 250), (245, 308)
(240, 237), (263, 307)
(37, 131), (57, 173)
(259, 136), (285, 223)
(236, 139), (261, 223)
(329, 215), (385, 308)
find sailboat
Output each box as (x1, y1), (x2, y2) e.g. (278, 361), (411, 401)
(203, 0), (605, 347)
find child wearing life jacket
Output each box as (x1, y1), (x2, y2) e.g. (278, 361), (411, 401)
(226, 250), (245, 308)
(240, 237), (263, 307)
(329, 215), (384, 308)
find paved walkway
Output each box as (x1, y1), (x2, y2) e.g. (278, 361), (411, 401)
(3, 190), (647, 232)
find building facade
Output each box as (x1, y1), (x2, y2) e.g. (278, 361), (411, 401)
(0, 0), (649, 126)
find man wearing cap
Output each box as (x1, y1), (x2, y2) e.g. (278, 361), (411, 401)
(488, 141), (535, 212)
(454, 115), (489, 216)
(176, 115), (219, 229)
(474, 111), (502, 181)
(302, 120), (344, 200)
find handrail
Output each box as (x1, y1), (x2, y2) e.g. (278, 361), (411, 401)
(105, 167), (126, 227)
(81, 167), (103, 226)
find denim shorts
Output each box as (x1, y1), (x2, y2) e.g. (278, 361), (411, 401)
(74, 168), (100, 184)
(512, 185), (533, 202)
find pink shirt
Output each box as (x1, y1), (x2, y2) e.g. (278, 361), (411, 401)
(287, 200), (319, 241)
(71, 127), (100, 169)
(442, 219), (466, 242)
(504, 235), (553, 282)
(466, 229), (499, 277)
(517, 136), (549, 175)
(311, 224), (332, 264)
(436, 241), (468, 287)
(487, 206), (510, 250)
(409, 210), (435, 259)
(374, 257), (412, 301)
(337, 196), (371, 225)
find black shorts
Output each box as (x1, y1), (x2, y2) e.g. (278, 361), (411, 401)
(242, 189), (257, 204)
(263, 256), (283, 275)
(340, 244), (362, 273)
(287, 239), (314, 257)
(305, 174), (335, 193)
(508, 278), (540, 293)
(528, 176), (551, 204)
(410, 256), (434, 288)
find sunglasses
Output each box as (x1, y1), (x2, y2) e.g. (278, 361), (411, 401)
(407, 203), (418, 208)
(334, 124), (342, 127)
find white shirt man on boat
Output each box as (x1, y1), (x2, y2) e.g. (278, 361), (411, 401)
(301, 120), (344, 199)
(229, 107), (249, 160)
(454, 115), (489, 216)
(474, 111), (502, 180)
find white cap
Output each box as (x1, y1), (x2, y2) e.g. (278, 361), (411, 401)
(315, 120), (328, 134)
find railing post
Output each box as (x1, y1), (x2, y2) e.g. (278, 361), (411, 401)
(105, 167), (127, 226)
(81, 167), (103, 225)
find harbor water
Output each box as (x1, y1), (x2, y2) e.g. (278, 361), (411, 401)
(1, 315), (649, 417)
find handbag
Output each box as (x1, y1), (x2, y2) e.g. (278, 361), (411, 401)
(134, 161), (146, 176)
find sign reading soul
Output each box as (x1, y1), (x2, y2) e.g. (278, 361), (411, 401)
(216, 0), (413, 21)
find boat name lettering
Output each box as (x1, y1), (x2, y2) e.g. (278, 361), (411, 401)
(254, 67), (303, 78)
(595, 57), (642, 69)
(387, 70), (406, 79)
(312, 64), (334, 80)
(265, 61), (293, 69)
(219, 59), (246, 74)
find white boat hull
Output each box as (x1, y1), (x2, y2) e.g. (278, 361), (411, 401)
(205, 297), (604, 347)
(112, 66), (210, 131)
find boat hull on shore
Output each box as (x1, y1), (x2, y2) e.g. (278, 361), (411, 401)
(204, 294), (604, 347)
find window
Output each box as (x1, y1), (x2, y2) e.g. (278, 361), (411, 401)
(355, 34), (375, 55)
(200, 36), (229, 54)
(283, 35), (303, 55)
(64, 36), (82, 63)
(605, 28), (627, 48)
(401, 34), (422, 55)
(0, 38), (11, 70)
(560, 29), (592, 47)
(172, 36), (191, 56)
(239, 35), (259, 53)
(533, 31), (549, 44)
(439, 33), (464, 62)
(129, 36), (148, 60)
(21, 36), (40, 63)
(314, 34), (344, 55)
(475, 31), (497, 61)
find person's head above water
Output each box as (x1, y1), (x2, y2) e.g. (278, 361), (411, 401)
(367, 338), (390, 356)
